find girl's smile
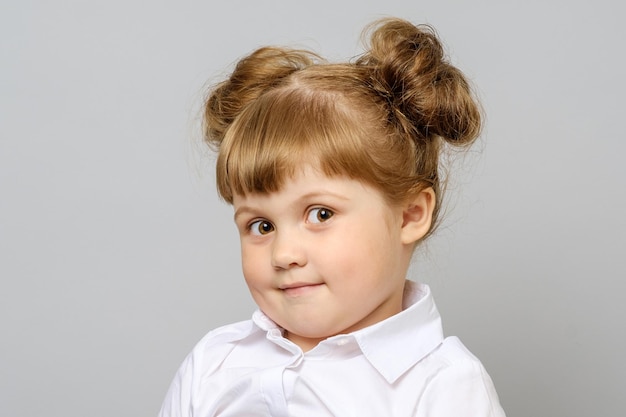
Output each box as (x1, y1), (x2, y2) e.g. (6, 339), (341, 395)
(279, 282), (325, 297)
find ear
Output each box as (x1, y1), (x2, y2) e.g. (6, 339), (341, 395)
(400, 188), (436, 245)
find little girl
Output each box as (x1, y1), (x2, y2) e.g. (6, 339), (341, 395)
(160, 18), (505, 416)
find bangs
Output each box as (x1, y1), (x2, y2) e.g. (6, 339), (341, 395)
(216, 87), (380, 202)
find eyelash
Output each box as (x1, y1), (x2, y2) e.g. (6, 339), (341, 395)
(247, 207), (334, 236)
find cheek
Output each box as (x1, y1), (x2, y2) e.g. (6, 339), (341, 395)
(323, 223), (395, 274)
(240, 245), (266, 284)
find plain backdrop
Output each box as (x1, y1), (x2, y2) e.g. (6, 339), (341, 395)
(1, 1), (624, 416)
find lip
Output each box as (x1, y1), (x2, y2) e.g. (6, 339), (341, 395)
(279, 282), (324, 297)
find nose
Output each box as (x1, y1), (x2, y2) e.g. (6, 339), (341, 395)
(271, 229), (307, 270)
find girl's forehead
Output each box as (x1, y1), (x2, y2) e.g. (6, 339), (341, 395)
(232, 166), (371, 204)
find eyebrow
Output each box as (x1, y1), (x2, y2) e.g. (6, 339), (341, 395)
(233, 190), (350, 222)
(233, 206), (256, 222)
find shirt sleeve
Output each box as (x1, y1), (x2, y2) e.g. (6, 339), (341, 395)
(158, 352), (195, 417)
(416, 355), (506, 417)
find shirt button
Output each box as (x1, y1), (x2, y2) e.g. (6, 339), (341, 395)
(336, 339), (349, 346)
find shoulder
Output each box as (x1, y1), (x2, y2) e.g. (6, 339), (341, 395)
(197, 319), (258, 347)
(158, 319), (261, 417)
(185, 319), (259, 368)
(178, 319), (262, 385)
(435, 336), (484, 366)
(415, 336), (506, 417)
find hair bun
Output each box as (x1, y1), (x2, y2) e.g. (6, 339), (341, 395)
(358, 18), (481, 145)
(205, 47), (320, 147)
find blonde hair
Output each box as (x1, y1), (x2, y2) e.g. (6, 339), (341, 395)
(204, 18), (481, 237)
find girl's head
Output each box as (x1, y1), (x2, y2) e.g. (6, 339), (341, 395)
(203, 18), (482, 349)
(204, 18), (481, 241)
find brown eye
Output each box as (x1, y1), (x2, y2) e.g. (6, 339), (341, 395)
(308, 208), (334, 223)
(250, 220), (274, 235)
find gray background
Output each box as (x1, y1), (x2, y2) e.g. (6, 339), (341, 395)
(1, 1), (624, 416)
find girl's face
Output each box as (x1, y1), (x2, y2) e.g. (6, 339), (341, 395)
(233, 166), (426, 351)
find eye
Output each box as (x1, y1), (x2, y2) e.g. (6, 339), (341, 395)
(249, 220), (274, 235)
(307, 207), (334, 224)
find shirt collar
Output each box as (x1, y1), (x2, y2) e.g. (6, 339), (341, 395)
(351, 280), (444, 383)
(252, 280), (444, 383)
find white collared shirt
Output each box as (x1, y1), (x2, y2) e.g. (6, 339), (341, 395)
(159, 281), (506, 416)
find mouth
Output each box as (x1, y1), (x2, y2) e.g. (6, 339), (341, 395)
(279, 282), (324, 297)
